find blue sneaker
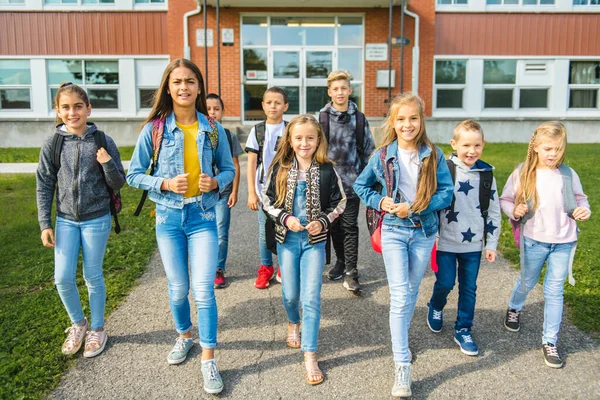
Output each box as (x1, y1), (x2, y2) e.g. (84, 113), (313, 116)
(167, 337), (194, 365)
(427, 303), (443, 333)
(201, 359), (224, 394)
(454, 328), (479, 356)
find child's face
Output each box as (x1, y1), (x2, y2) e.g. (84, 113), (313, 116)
(56, 92), (91, 136)
(291, 122), (319, 163)
(206, 99), (223, 121)
(451, 129), (485, 168)
(327, 79), (352, 109)
(262, 92), (288, 123)
(534, 137), (563, 169)
(168, 66), (201, 109)
(393, 103), (421, 149)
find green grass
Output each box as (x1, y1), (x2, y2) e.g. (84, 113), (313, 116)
(0, 174), (156, 399)
(438, 143), (600, 334)
(0, 147), (136, 163)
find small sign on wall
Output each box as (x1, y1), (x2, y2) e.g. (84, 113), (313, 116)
(222, 28), (234, 46)
(366, 44), (388, 61)
(197, 29), (214, 47)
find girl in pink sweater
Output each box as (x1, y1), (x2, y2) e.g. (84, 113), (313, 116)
(500, 121), (590, 369)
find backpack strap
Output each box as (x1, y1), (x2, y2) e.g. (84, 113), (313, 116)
(319, 111), (330, 144)
(355, 111), (365, 160)
(224, 128), (234, 157)
(319, 162), (333, 210)
(479, 169), (493, 245)
(446, 159), (457, 212)
(558, 163), (577, 218)
(134, 118), (165, 217)
(51, 132), (65, 171)
(94, 130), (121, 234)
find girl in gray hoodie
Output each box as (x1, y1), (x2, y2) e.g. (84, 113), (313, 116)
(36, 82), (125, 359)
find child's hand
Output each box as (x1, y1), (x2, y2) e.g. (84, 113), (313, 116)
(572, 207), (591, 221)
(41, 228), (55, 248)
(390, 202), (410, 218)
(96, 147), (112, 164)
(198, 173), (217, 192)
(305, 221), (323, 235)
(486, 249), (496, 263)
(513, 203), (529, 219)
(228, 192), (238, 208)
(247, 192), (259, 211)
(285, 216), (304, 232)
(380, 197), (395, 212)
(166, 173), (189, 194)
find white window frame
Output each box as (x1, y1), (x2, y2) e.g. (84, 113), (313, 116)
(436, 0), (598, 12)
(0, 0), (167, 11)
(433, 59), (467, 112)
(0, 59), (32, 111)
(567, 60), (600, 110)
(47, 59), (121, 111)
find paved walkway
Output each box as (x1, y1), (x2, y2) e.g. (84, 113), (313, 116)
(47, 162), (600, 399)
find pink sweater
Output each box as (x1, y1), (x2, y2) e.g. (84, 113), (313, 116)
(500, 167), (590, 243)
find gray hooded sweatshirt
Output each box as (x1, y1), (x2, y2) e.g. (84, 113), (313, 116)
(437, 155), (501, 254)
(36, 123), (125, 231)
(319, 100), (375, 199)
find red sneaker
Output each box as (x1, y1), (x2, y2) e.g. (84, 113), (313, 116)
(214, 269), (228, 289)
(276, 268), (282, 283)
(254, 265), (275, 289)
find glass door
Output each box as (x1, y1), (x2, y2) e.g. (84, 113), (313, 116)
(304, 49), (333, 114)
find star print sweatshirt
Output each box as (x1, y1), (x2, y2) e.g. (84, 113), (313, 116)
(437, 155), (501, 254)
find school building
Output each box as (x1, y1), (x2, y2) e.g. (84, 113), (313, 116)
(0, 0), (599, 147)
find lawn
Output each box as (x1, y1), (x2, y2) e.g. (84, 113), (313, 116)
(0, 174), (156, 399)
(0, 146), (136, 163)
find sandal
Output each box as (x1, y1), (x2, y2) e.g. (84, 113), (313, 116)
(304, 352), (324, 385)
(286, 323), (301, 349)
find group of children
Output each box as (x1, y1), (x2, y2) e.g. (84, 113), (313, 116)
(36, 58), (591, 397)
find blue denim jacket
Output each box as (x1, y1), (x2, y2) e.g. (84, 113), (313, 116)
(353, 140), (453, 237)
(127, 111), (235, 210)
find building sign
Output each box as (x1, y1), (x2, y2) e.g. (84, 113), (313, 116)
(196, 29), (214, 47)
(222, 28), (234, 46)
(246, 70), (267, 80)
(365, 44), (388, 61)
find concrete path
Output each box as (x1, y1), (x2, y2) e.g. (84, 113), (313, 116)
(48, 162), (600, 399)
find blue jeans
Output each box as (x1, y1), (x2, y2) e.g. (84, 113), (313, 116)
(508, 237), (576, 345)
(54, 213), (111, 331)
(429, 251), (482, 331)
(258, 208), (273, 267)
(215, 196), (231, 271)
(382, 224), (436, 363)
(277, 228), (326, 352)
(155, 202), (219, 349)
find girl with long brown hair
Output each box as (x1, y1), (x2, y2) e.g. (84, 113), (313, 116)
(500, 121), (590, 369)
(353, 92), (453, 397)
(127, 59), (235, 394)
(262, 114), (346, 385)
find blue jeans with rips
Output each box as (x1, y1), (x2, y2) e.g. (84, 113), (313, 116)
(155, 202), (219, 349)
(508, 236), (576, 345)
(54, 213), (111, 331)
(381, 224), (436, 363)
(429, 250), (482, 331)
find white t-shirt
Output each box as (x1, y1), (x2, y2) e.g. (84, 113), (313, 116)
(396, 147), (420, 202)
(245, 122), (286, 198)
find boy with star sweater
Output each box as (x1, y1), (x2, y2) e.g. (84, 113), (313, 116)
(426, 120), (501, 356)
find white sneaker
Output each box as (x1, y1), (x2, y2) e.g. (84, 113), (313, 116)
(392, 362), (412, 398)
(83, 329), (108, 358)
(61, 318), (88, 355)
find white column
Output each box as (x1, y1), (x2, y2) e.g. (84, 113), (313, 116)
(465, 58), (483, 118)
(119, 58), (137, 116)
(30, 58), (49, 118)
(553, 59), (570, 118)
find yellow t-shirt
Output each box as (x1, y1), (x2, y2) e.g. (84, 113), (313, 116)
(177, 121), (201, 198)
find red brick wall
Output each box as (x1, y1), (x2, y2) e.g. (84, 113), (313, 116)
(167, 3), (436, 119)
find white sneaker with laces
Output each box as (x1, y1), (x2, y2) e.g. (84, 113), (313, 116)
(392, 362), (412, 398)
(83, 329), (107, 358)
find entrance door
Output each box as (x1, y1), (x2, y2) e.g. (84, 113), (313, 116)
(270, 48), (334, 116)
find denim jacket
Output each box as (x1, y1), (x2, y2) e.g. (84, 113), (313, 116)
(127, 111), (235, 210)
(353, 140), (453, 237)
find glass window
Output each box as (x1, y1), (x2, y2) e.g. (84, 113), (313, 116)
(519, 89), (548, 108)
(306, 51), (332, 79)
(435, 60), (466, 84)
(487, 0), (554, 3)
(484, 60), (516, 84)
(88, 89), (118, 109)
(45, 0), (115, 3)
(273, 52), (300, 79)
(242, 16), (267, 46)
(135, 0), (164, 2)
(568, 61), (600, 109)
(271, 17), (334, 46)
(243, 49), (268, 81)
(350, 83), (362, 110)
(437, 89), (463, 108)
(438, 0), (468, 3)
(85, 61), (119, 84)
(244, 84), (268, 121)
(306, 87), (329, 114)
(48, 60), (83, 84)
(573, 0), (600, 4)
(0, 0), (26, 4)
(484, 89), (513, 108)
(139, 89), (155, 109)
(338, 49), (362, 81)
(338, 17), (363, 46)
(569, 90), (597, 108)
(279, 86), (300, 114)
(0, 60), (31, 110)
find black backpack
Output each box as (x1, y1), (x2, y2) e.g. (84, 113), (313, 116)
(51, 130), (122, 234)
(319, 110), (366, 168)
(445, 157), (493, 245)
(253, 120), (289, 184)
